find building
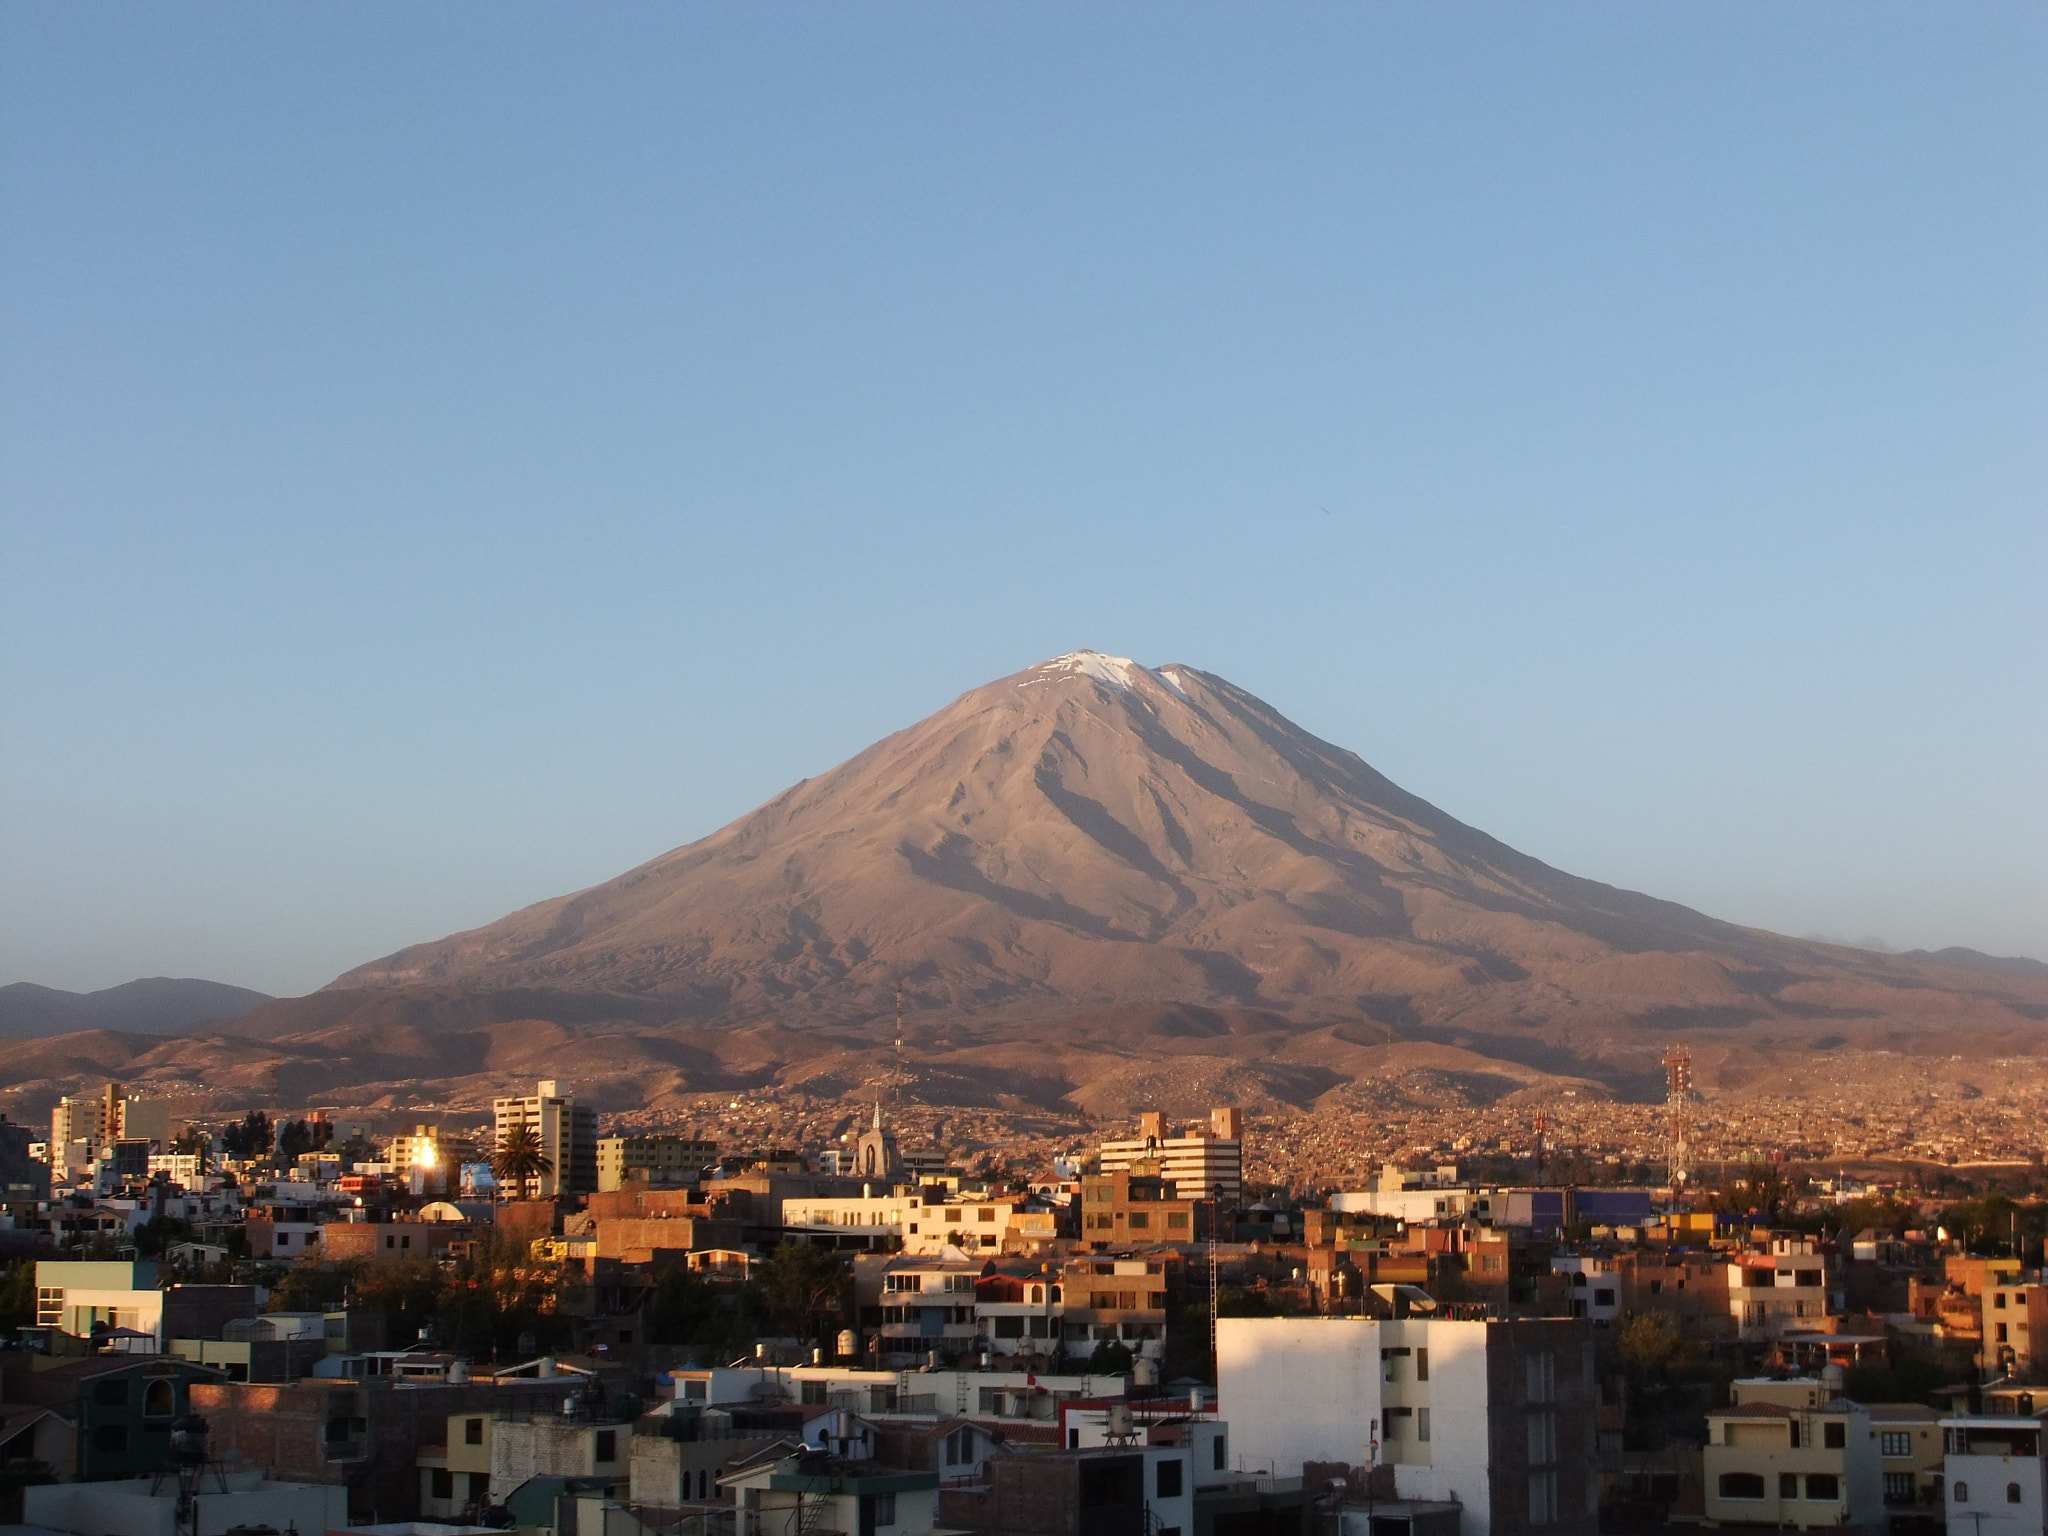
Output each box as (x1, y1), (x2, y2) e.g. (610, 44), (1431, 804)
(975, 1270), (1063, 1359)
(1866, 1402), (1943, 1517)
(597, 1135), (716, 1192)
(1941, 1407), (2046, 1536)
(878, 1251), (985, 1361)
(50, 1083), (170, 1165)
(1702, 1391), (1882, 1530)
(388, 1124), (448, 1194)
(1985, 1280), (2048, 1378)
(1727, 1241), (1834, 1342)
(1217, 1315), (1598, 1536)
(1551, 1256), (1619, 1324)
(0, 1114), (52, 1208)
(0, 1351), (224, 1480)
(854, 1105), (904, 1183)
(189, 1373), (584, 1520)
(723, 1445), (940, 1536)
(1060, 1257), (1169, 1363)
(1078, 1170), (1200, 1246)
(492, 1079), (598, 1198)
(34, 1260), (166, 1350)
(1097, 1108), (1243, 1204)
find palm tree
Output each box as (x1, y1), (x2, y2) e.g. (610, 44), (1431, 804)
(491, 1125), (552, 1202)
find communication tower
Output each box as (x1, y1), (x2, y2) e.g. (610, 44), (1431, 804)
(1663, 1045), (1693, 1187)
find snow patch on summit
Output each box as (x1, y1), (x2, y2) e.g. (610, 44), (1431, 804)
(1033, 651), (1149, 692)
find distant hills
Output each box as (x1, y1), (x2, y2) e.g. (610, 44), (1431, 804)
(3, 654), (2043, 1119)
(0, 977), (271, 1041)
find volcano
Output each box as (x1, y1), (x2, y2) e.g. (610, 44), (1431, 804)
(71, 652), (2046, 1116)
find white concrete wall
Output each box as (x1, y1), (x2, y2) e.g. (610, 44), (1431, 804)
(1217, 1318), (1385, 1474)
(1217, 1318), (1496, 1535)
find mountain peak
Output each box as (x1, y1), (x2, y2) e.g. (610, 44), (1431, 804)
(1028, 651), (1152, 691)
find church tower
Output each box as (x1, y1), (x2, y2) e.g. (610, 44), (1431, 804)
(855, 1102), (901, 1183)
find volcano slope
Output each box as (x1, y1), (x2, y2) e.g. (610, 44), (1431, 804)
(112, 650), (2032, 1116)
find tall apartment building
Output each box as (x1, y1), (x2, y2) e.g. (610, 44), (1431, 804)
(50, 1082), (172, 1164)
(1097, 1106), (1243, 1204)
(1218, 1314), (1599, 1536)
(491, 1080), (597, 1198)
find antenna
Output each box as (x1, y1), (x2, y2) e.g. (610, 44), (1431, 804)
(1663, 1045), (1693, 1187)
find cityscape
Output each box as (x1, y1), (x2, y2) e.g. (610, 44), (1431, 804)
(3, 8), (2044, 1536)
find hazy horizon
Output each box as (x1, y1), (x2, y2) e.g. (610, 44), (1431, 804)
(3, 5), (2043, 995)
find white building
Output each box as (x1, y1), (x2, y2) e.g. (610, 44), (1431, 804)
(1551, 1256), (1619, 1324)
(492, 1079), (598, 1197)
(34, 1260), (165, 1349)
(1727, 1240), (1834, 1341)
(1216, 1315), (1598, 1535)
(1943, 1409), (2046, 1536)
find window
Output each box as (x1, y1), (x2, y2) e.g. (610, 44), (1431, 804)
(143, 1379), (175, 1418)
(1720, 1473), (1766, 1501)
(432, 1469), (455, 1501)
(1880, 1431), (1911, 1457)
(1806, 1474), (1839, 1501)
(1885, 1473), (1915, 1505)
(1528, 1469), (1557, 1525)
(1595, 1289), (1615, 1306)
(469, 1472), (490, 1502)
(1214, 1435), (1227, 1471)
(1416, 1348), (1428, 1382)
(1167, 1212), (1189, 1230)
(94, 1379), (129, 1407)
(1824, 1421), (1846, 1449)
(1417, 1408), (1431, 1443)
(947, 1210), (962, 1223)
(1525, 1352), (1555, 1404)
(1129, 1213), (1150, 1230)
(1996, 1292), (2009, 1308)
(466, 1418), (484, 1446)
(93, 1424), (129, 1454)
(2009, 1484), (2024, 1505)
(1779, 1473), (1798, 1499)
(870, 1493), (896, 1527)
(1157, 1458), (1183, 1498)
(978, 1208), (994, 1223)
(1954, 1482), (1969, 1504)
(595, 1430), (616, 1463)
(1788, 1421), (1801, 1449)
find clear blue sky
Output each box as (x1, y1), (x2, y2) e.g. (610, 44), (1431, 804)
(3, 3), (2043, 997)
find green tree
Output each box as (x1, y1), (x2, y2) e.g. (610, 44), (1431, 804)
(221, 1110), (274, 1159)
(756, 1241), (849, 1346)
(1615, 1313), (1682, 1378)
(277, 1119), (316, 1162)
(1087, 1338), (1134, 1373)
(437, 1234), (569, 1359)
(0, 1259), (36, 1338)
(491, 1125), (552, 1200)
(645, 1265), (758, 1356)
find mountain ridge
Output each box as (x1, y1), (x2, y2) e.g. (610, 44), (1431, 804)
(0, 977), (272, 1041)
